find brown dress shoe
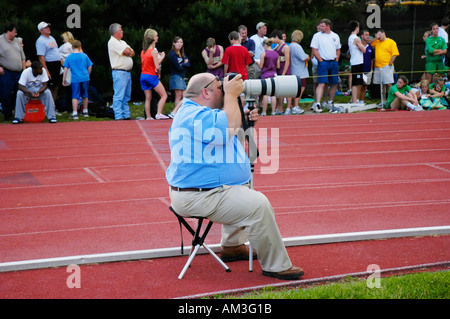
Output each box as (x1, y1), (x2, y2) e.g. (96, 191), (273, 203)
(220, 244), (257, 262)
(262, 266), (304, 280)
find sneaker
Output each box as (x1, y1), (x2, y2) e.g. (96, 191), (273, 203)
(312, 103), (322, 113)
(70, 114), (79, 120)
(260, 112), (266, 116)
(284, 108), (292, 115)
(12, 118), (23, 124)
(49, 118), (57, 123)
(275, 110), (283, 115)
(155, 113), (170, 120)
(168, 112), (175, 119)
(291, 106), (304, 114)
(82, 112), (89, 118)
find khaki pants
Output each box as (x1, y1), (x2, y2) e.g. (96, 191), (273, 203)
(169, 184), (292, 272)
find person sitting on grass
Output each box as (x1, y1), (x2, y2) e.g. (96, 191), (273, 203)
(385, 75), (422, 111)
(416, 79), (447, 110)
(428, 76), (449, 109)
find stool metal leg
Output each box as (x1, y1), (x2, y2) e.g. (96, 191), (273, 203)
(178, 243), (231, 279)
(178, 244), (201, 279)
(249, 245), (253, 272)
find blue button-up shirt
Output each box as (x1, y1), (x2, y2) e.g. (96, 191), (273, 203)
(166, 98), (251, 188)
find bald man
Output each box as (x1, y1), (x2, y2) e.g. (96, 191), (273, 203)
(165, 73), (304, 280)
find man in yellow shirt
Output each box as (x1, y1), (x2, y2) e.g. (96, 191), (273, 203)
(370, 29), (399, 107)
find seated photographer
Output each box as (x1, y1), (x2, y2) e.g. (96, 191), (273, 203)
(166, 72), (304, 280)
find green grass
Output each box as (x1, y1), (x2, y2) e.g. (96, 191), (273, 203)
(222, 271), (450, 299)
(0, 94), (383, 124)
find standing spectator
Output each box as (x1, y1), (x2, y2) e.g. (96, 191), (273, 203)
(168, 36), (190, 116)
(250, 22), (268, 64)
(370, 29), (399, 107)
(202, 37), (224, 78)
(289, 30), (309, 115)
(12, 61), (57, 124)
(59, 31), (75, 64)
(239, 25), (259, 79)
(439, 17), (449, 68)
(140, 28), (168, 120)
(36, 22), (62, 104)
(0, 22), (26, 121)
(62, 40), (93, 119)
(310, 18), (341, 113)
(258, 38), (279, 116)
(221, 31), (252, 80)
(359, 29), (374, 104)
(107, 23), (134, 120)
(347, 21), (366, 104)
(423, 23), (448, 83)
(58, 31), (75, 113)
(271, 30), (291, 115)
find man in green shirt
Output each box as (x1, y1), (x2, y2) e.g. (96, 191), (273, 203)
(424, 23), (448, 82)
(386, 75), (422, 111)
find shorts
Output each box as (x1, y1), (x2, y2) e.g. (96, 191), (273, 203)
(46, 61), (62, 88)
(373, 65), (395, 85)
(317, 60), (339, 85)
(351, 64), (364, 86)
(140, 73), (160, 91)
(169, 74), (187, 90)
(425, 61), (449, 74)
(71, 81), (89, 99)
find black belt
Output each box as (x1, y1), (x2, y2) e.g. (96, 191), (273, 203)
(112, 69), (131, 72)
(170, 186), (215, 192)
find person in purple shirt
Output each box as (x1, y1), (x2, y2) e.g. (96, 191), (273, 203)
(258, 38), (280, 115)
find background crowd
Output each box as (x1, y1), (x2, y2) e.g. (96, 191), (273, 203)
(1, 1), (450, 123)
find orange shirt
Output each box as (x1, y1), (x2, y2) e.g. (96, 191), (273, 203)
(141, 48), (157, 75)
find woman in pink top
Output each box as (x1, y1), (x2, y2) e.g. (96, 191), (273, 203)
(140, 28), (169, 119)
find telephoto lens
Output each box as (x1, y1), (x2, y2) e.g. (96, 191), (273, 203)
(243, 75), (303, 99)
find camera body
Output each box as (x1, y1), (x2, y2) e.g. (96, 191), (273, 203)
(225, 73), (303, 100)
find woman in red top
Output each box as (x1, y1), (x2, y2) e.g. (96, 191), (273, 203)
(140, 28), (169, 119)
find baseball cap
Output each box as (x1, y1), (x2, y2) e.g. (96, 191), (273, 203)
(256, 22), (266, 30)
(37, 22), (50, 31)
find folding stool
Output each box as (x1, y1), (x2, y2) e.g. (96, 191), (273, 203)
(170, 206), (253, 279)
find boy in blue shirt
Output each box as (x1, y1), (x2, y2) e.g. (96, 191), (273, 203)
(62, 40), (93, 119)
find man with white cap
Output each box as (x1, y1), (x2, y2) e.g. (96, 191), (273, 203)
(35, 21), (62, 103)
(250, 22), (268, 64)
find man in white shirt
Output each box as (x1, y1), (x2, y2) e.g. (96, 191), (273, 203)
(310, 18), (341, 113)
(107, 23), (135, 120)
(250, 22), (268, 65)
(13, 61), (57, 123)
(439, 17), (449, 67)
(348, 20), (366, 103)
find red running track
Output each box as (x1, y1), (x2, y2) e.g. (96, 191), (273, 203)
(0, 111), (449, 298)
